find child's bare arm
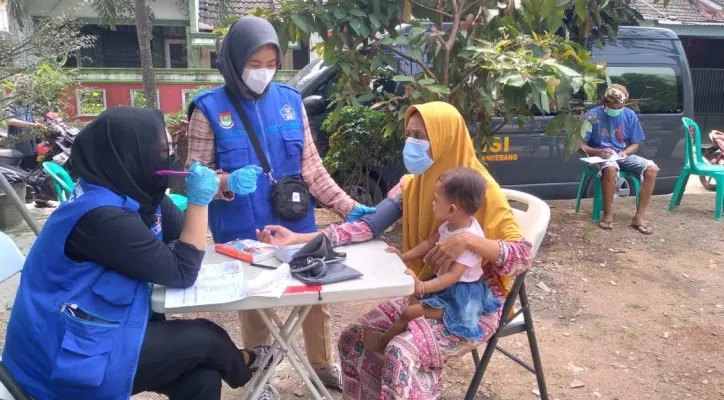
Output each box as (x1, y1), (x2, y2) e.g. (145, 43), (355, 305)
(419, 262), (467, 294)
(401, 233), (440, 262)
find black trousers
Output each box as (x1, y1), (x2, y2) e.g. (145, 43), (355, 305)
(132, 318), (251, 400)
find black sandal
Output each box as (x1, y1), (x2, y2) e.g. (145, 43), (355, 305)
(631, 223), (653, 235)
(598, 221), (613, 230)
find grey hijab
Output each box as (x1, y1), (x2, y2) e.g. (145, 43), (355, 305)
(217, 16), (282, 101)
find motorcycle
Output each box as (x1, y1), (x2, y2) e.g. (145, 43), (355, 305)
(0, 112), (78, 203)
(700, 129), (724, 191)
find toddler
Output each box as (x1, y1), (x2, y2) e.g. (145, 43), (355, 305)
(365, 167), (502, 352)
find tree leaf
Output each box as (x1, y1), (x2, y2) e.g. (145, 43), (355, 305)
(540, 91), (551, 114)
(545, 61), (582, 78)
(393, 75), (415, 82)
(545, 113), (567, 136)
(357, 92), (375, 103)
(506, 74), (527, 87)
(409, 47), (424, 61)
(417, 78), (436, 86)
(333, 8), (347, 19)
(580, 119), (592, 138)
(291, 14), (312, 34)
(340, 62), (353, 76)
(575, 0), (587, 21)
(392, 36), (409, 46)
(370, 14), (383, 31)
(427, 85), (450, 96)
(370, 54), (383, 71)
(349, 18), (370, 37)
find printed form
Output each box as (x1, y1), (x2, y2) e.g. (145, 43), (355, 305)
(165, 261), (292, 308)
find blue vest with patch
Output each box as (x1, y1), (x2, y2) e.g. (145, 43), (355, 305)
(3, 181), (160, 400)
(192, 84), (317, 243)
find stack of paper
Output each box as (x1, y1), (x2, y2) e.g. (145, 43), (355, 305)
(580, 155), (623, 164)
(165, 262), (293, 308)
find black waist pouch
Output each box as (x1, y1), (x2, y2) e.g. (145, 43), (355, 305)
(271, 176), (310, 220)
(289, 234), (363, 285)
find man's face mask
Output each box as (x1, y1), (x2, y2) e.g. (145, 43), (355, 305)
(605, 107), (623, 118)
(242, 68), (276, 95)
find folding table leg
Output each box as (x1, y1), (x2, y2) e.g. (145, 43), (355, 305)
(245, 306), (333, 400)
(270, 312), (333, 400)
(242, 306), (312, 400)
(241, 307), (301, 398)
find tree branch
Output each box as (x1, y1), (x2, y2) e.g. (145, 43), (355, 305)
(408, 0), (453, 19)
(462, 0), (487, 16)
(449, 65), (478, 96)
(376, 44), (438, 82)
(441, 0), (463, 86)
(490, 120), (506, 136)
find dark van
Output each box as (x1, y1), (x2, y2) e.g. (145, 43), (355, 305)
(290, 26), (693, 200)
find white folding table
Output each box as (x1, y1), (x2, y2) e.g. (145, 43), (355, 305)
(151, 240), (414, 400)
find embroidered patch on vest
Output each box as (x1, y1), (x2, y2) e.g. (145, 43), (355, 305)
(280, 104), (296, 121)
(219, 112), (234, 129)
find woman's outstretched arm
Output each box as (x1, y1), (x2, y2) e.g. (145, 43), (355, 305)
(258, 180), (405, 247)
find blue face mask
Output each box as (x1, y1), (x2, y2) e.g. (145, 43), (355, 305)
(403, 137), (434, 175)
(605, 107), (623, 118)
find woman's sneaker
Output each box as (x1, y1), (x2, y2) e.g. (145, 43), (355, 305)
(256, 384), (279, 400)
(248, 345), (283, 372)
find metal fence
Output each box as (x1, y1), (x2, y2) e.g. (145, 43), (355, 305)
(691, 68), (724, 114)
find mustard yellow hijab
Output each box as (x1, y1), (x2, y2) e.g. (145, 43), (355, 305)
(401, 102), (524, 294)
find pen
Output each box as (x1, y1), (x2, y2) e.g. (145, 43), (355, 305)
(155, 170), (191, 176)
(250, 262), (278, 270)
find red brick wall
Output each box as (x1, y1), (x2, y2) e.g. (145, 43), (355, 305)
(64, 82), (215, 122)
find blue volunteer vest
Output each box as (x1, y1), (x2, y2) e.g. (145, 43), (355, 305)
(3, 181), (160, 400)
(193, 83), (317, 243)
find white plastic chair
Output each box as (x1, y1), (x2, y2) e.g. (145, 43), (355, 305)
(0, 232), (30, 400)
(503, 188), (551, 258)
(465, 189), (551, 400)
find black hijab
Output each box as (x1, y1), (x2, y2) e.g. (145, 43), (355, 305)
(71, 107), (170, 227)
(217, 16), (282, 101)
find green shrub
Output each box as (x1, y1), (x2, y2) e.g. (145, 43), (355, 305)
(322, 105), (403, 203)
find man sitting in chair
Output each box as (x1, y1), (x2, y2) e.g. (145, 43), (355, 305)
(581, 84), (659, 234)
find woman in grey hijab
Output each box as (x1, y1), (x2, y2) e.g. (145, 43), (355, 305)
(186, 16), (377, 398)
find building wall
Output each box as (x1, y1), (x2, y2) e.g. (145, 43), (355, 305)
(26, 0), (189, 21)
(65, 68), (298, 121)
(196, 47), (296, 70)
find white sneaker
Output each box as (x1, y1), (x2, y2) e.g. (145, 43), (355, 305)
(256, 384), (279, 400)
(248, 345), (283, 372)
(314, 363), (343, 390)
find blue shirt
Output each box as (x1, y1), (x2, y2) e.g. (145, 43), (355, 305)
(583, 106), (645, 152)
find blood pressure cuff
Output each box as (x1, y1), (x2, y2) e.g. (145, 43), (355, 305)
(360, 197), (403, 238)
(289, 234), (362, 285)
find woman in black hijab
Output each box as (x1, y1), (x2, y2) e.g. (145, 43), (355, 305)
(4, 107), (272, 400)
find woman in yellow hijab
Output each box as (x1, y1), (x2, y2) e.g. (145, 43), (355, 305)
(258, 102), (533, 399)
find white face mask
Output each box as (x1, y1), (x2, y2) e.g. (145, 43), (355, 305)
(242, 68), (276, 95)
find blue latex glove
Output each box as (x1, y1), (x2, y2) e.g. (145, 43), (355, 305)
(185, 162), (219, 206)
(345, 204), (377, 222)
(228, 165), (263, 195)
